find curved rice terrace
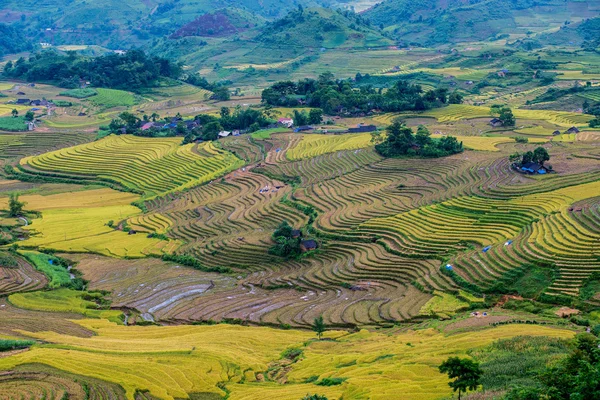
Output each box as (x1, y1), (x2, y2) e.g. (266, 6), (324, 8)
(1, 56), (600, 400)
(19, 135), (244, 199)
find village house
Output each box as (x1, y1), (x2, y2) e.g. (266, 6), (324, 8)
(520, 162), (547, 175)
(294, 126), (313, 132)
(277, 118), (294, 128)
(565, 126), (580, 134)
(300, 240), (318, 252)
(489, 118), (503, 127)
(348, 124), (377, 133)
(218, 131), (232, 138)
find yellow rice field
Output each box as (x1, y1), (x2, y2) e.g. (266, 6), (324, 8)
(374, 104), (592, 127)
(287, 133), (374, 160)
(21, 135), (244, 199)
(0, 318), (574, 400)
(0, 188), (180, 257)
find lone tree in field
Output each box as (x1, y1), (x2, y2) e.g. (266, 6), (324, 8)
(312, 316), (326, 340)
(533, 146), (550, 166)
(11, 109), (18, 118)
(8, 194), (25, 217)
(498, 107), (516, 127)
(490, 104), (515, 126)
(439, 357), (482, 400)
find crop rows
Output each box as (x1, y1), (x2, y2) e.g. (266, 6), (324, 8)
(0, 132), (95, 160)
(0, 364), (127, 400)
(453, 196), (600, 297)
(20, 135), (244, 198)
(375, 104), (592, 127)
(0, 256), (47, 296)
(287, 133), (374, 160)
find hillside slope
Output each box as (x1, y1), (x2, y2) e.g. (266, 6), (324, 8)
(364, 0), (600, 46)
(0, 0), (333, 48)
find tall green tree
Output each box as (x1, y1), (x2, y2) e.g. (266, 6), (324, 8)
(312, 316), (326, 340)
(11, 109), (18, 118)
(8, 193), (25, 217)
(533, 147), (550, 166)
(499, 107), (516, 126)
(308, 109), (323, 125)
(439, 357), (482, 400)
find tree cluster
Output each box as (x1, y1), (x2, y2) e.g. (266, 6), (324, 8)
(268, 221), (302, 260)
(510, 146), (550, 167)
(374, 122), (463, 158)
(3, 50), (182, 90)
(108, 105), (273, 143)
(261, 73), (462, 116)
(491, 105), (516, 126)
(504, 334), (600, 399)
(0, 23), (34, 57)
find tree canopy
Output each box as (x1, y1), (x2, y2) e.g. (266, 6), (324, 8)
(262, 74), (457, 116)
(3, 50), (182, 89)
(439, 357), (483, 400)
(375, 122), (463, 158)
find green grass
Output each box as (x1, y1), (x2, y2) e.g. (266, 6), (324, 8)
(251, 128), (288, 139)
(0, 116), (27, 132)
(19, 250), (74, 289)
(0, 339), (35, 352)
(580, 273), (600, 301)
(8, 288), (121, 321)
(89, 88), (137, 107)
(471, 336), (570, 391)
(506, 266), (557, 299)
(59, 88), (98, 99)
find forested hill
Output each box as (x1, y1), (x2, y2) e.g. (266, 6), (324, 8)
(256, 8), (392, 50)
(539, 16), (600, 50)
(0, 24), (33, 57)
(364, 0), (600, 46)
(0, 0), (342, 49)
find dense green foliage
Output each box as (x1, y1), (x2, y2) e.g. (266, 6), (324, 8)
(503, 334), (600, 399)
(21, 251), (85, 290)
(511, 147), (551, 168)
(0, 116), (28, 132)
(262, 74), (456, 115)
(375, 122), (463, 158)
(471, 336), (570, 391)
(0, 339), (35, 352)
(0, 23), (33, 57)
(8, 194), (25, 217)
(439, 357), (482, 400)
(3, 50), (181, 89)
(269, 221), (303, 260)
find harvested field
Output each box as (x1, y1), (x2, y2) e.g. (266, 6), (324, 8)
(0, 255), (47, 296)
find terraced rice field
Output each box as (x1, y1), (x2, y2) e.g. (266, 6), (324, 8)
(287, 133), (374, 160)
(0, 255), (47, 296)
(0, 319), (573, 400)
(453, 196), (600, 298)
(20, 135), (244, 198)
(361, 180), (600, 259)
(0, 188), (180, 257)
(452, 136), (546, 151)
(89, 88), (138, 107)
(375, 104), (593, 127)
